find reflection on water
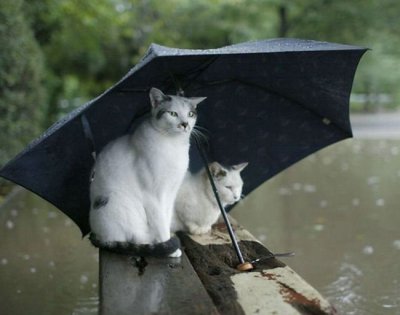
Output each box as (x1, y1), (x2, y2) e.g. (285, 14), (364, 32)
(0, 189), (98, 315)
(233, 139), (400, 314)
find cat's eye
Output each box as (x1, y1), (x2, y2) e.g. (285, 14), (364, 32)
(168, 111), (178, 117)
(188, 111), (196, 117)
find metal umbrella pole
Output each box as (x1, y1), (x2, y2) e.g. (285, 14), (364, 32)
(195, 138), (254, 271)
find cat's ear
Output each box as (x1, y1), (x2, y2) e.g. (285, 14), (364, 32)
(149, 87), (171, 108)
(189, 97), (207, 108)
(209, 162), (227, 178)
(232, 162), (248, 172)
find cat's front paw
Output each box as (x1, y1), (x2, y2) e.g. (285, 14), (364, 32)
(168, 248), (182, 258)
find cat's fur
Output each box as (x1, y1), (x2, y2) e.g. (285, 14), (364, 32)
(89, 87), (206, 257)
(172, 161), (248, 235)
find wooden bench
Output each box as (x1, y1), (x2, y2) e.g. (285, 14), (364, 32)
(99, 221), (337, 315)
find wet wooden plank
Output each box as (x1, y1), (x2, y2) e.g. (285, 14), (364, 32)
(178, 219), (338, 315)
(99, 250), (218, 315)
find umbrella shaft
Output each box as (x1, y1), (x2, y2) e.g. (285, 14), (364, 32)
(196, 141), (245, 265)
(217, 200), (245, 264)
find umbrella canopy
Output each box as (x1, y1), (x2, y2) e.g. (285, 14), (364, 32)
(0, 38), (367, 235)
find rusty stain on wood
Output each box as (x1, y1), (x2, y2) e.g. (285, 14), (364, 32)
(178, 231), (285, 315)
(178, 219), (338, 315)
(278, 281), (337, 315)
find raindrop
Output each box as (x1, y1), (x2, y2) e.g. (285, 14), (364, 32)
(320, 200), (328, 208)
(313, 224), (325, 232)
(1, 258), (8, 265)
(303, 184), (316, 193)
(42, 227), (50, 233)
(80, 275), (89, 284)
(367, 176), (379, 185)
(49, 261), (55, 267)
(6, 220), (14, 229)
(23, 254), (30, 260)
(382, 304), (396, 309)
(392, 240), (400, 250)
(352, 198), (360, 206)
(322, 118), (331, 125)
(362, 245), (374, 255)
(16, 289), (22, 294)
(293, 183), (302, 190)
(257, 234), (267, 242)
(48, 211), (58, 219)
(92, 283), (97, 289)
(30, 267), (37, 273)
(10, 209), (18, 217)
(278, 187), (291, 196)
(376, 199), (385, 207)
(64, 219), (73, 227)
(390, 146), (399, 155)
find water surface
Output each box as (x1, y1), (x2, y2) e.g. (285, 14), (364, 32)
(233, 139), (400, 314)
(0, 190), (98, 315)
(0, 138), (399, 314)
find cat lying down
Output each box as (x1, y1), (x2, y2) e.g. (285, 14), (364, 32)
(172, 161), (248, 235)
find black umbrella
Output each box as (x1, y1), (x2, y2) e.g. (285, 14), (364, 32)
(0, 38), (366, 241)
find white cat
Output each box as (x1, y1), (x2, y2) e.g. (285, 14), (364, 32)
(172, 161), (248, 235)
(89, 87), (206, 257)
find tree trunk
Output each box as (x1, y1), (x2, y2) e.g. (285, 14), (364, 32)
(278, 5), (289, 37)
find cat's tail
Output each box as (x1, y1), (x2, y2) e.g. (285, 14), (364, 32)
(89, 233), (180, 257)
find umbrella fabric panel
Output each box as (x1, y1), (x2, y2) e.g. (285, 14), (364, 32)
(189, 82), (347, 199)
(0, 117), (93, 232)
(168, 50), (364, 132)
(0, 92), (150, 234)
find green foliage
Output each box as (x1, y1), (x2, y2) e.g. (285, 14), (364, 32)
(0, 0), (45, 169)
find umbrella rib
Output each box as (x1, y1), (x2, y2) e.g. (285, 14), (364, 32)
(116, 56), (221, 95)
(190, 77), (351, 136)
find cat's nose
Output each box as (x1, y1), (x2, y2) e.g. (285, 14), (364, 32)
(180, 122), (189, 130)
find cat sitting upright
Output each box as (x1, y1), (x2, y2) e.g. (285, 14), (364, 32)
(89, 87), (206, 257)
(172, 161), (248, 235)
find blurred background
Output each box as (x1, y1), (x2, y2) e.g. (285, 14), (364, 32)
(1, 1), (399, 314)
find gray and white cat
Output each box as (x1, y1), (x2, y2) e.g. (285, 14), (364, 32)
(89, 88), (206, 257)
(171, 161), (248, 235)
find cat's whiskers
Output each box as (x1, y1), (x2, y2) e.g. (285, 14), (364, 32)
(191, 127), (209, 146)
(193, 125), (209, 133)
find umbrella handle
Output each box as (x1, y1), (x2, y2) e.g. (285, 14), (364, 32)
(195, 139), (254, 272)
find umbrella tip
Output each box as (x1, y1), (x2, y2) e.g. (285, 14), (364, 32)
(236, 262), (254, 272)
